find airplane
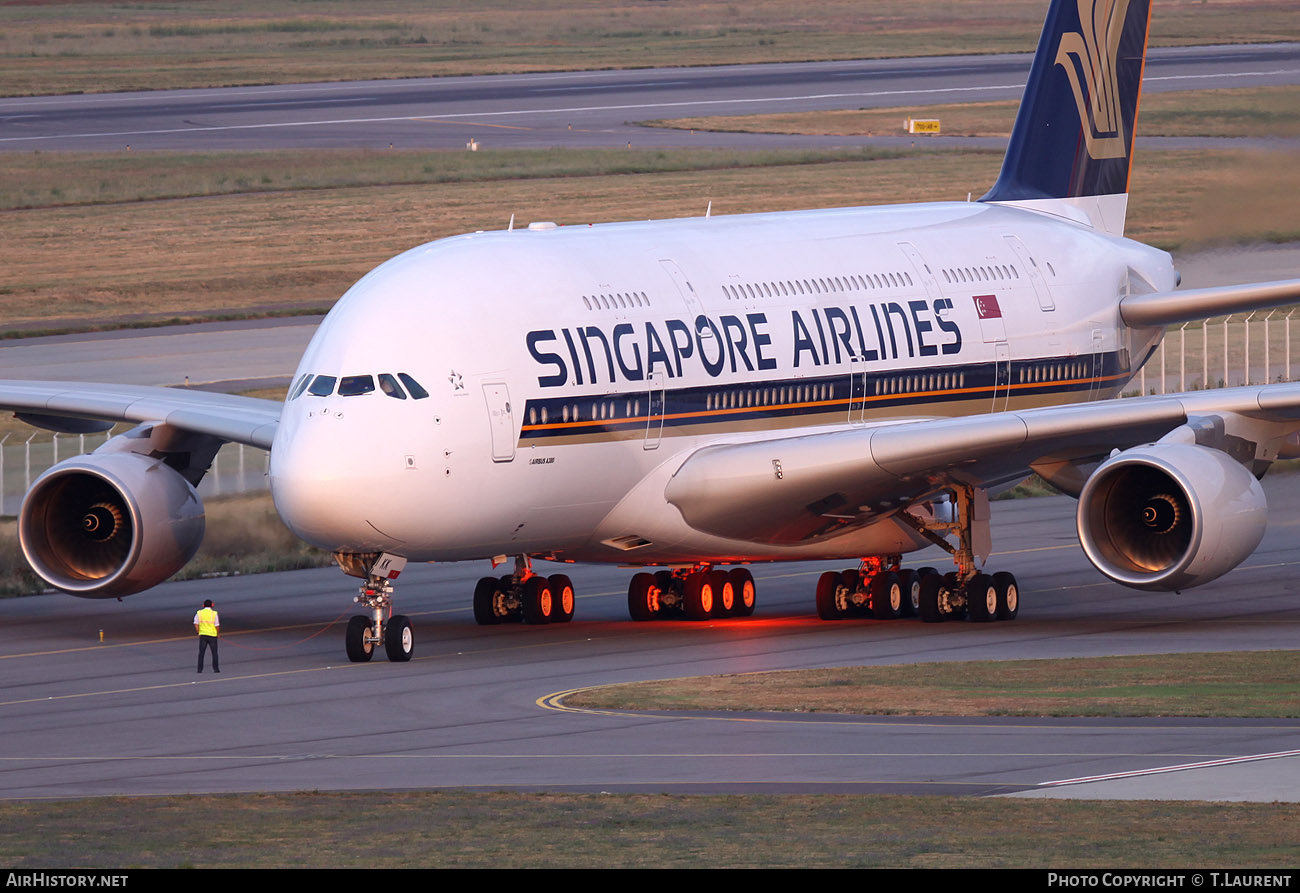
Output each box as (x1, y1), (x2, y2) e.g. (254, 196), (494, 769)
(6, 0), (1300, 662)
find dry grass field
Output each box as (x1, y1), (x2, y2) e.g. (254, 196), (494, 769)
(1, 145), (1296, 332)
(565, 651), (1300, 717)
(2, 790), (1297, 867)
(2, 0), (1297, 97)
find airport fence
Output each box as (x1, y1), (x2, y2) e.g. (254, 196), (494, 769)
(0, 436), (267, 517)
(1130, 310), (1298, 395)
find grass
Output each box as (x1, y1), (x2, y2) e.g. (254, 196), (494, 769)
(3, 145), (1298, 332)
(564, 651), (1300, 717)
(1, 791), (1297, 867)
(649, 85), (1300, 139)
(2, 0), (1297, 97)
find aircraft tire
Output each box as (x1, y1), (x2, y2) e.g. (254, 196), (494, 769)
(522, 576), (554, 625)
(683, 572), (713, 621)
(730, 568), (756, 617)
(384, 615), (413, 662)
(345, 615), (374, 662)
(967, 573), (997, 622)
(711, 570), (735, 617)
(550, 574), (575, 623)
(994, 571), (1019, 620)
(918, 574), (944, 623)
(815, 571), (842, 620)
(898, 570), (921, 618)
(473, 577), (504, 625)
(628, 573), (657, 621)
(871, 571), (902, 619)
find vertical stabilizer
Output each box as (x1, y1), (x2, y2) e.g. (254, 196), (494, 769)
(980, 0), (1152, 235)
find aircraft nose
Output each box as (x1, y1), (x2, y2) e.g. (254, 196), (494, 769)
(269, 408), (382, 551)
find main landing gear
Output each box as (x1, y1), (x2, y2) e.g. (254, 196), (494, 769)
(818, 484), (1020, 623)
(337, 552), (415, 663)
(473, 555), (576, 625)
(626, 565), (756, 621)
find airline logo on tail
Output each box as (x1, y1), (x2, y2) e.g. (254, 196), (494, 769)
(1054, 0), (1131, 159)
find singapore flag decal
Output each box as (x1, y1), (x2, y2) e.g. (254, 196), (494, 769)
(973, 294), (1002, 319)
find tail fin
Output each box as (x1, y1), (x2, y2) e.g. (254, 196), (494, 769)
(980, 0), (1152, 235)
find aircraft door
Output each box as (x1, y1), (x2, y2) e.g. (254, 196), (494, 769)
(848, 355), (868, 425)
(645, 371), (665, 450)
(1087, 329), (1105, 401)
(658, 259), (705, 319)
(991, 343), (1011, 413)
(482, 381), (516, 462)
(1004, 235), (1055, 311)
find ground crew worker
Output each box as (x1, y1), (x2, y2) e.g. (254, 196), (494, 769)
(194, 599), (220, 673)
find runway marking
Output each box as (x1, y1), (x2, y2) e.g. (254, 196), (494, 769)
(0, 83), (1025, 144)
(409, 117), (533, 130)
(0, 751), (1236, 762)
(4, 67), (1297, 146)
(1040, 749), (1300, 787)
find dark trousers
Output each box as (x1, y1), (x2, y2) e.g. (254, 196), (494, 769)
(198, 635), (219, 672)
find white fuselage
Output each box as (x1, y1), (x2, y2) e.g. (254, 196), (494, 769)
(268, 199), (1176, 565)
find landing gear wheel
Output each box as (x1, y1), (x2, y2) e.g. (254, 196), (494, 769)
(549, 574), (575, 623)
(815, 571), (843, 620)
(345, 615), (374, 662)
(730, 568), (756, 617)
(473, 576), (504, 625)
(918, 574), (944, 623)
(994, 571), (1019, 620)
(522, 576), (554, 624)
(711, 570), (735, 617)
(384, 614), (413, 662)
(966, 573), (997, 622)
(684, 572), (714, 621)
(628, 572), (658, 621)
(898, 569), (921, 618)
(871, 571), (902, 620)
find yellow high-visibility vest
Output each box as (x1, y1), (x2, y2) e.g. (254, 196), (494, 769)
(195, 608), (219, 637)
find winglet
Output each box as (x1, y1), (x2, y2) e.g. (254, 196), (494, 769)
(980, 0), (1153, 233)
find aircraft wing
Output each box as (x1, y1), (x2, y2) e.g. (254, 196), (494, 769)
(665, 382), (1300, 545)
(0, 380), (281, 449)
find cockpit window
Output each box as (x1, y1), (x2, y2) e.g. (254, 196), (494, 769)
(378, 373), (407, 400)
(338, 375), (375, 397)
(398, 373), (429, 399)
(307, 375), (337, 397)
(288, 374), (312, 400)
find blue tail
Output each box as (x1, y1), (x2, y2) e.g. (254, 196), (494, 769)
(981, 0), (1152, 203)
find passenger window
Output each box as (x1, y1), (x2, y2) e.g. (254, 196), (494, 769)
(398, 373), (430, 399)
(338, 375), (376, 397)
(307, 375), (337, 397)
(378, 374), (407, 400)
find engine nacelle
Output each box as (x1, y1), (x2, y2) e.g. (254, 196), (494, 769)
(19, 451), (205, 599)
(1076, 442), (1267, 591)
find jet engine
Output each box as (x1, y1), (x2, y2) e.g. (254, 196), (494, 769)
(1076, 442), (1266, 592)
(19, 450), (205, 599)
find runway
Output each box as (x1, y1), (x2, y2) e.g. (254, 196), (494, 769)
(2, 473), (1298, 801)
(1, 43), (1297, 152)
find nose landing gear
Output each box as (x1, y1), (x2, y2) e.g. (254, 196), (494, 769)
(337, 552), (414, 663)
